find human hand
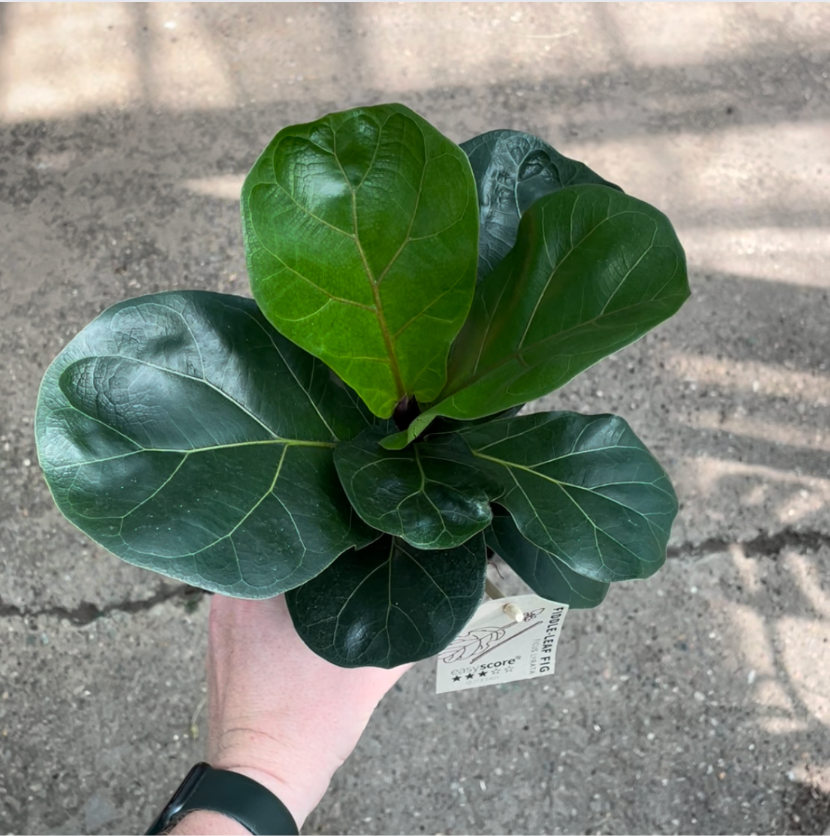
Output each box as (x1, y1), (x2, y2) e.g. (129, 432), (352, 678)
(171, 594), (411, 833)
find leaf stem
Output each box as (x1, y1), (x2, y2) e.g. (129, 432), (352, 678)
(393, 395), (421, 431)
(485, 578), (505, 599)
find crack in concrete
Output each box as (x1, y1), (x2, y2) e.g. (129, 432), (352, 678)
(1, 528), (827, 625)
(0, 584), (204, 625)
(668, 527), (830, 560)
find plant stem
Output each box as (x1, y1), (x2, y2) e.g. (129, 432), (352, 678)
(393, 395), (421, 430)
(485, 578), (505, 600)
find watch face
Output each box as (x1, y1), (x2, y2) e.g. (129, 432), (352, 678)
(171, 762), (210, 815)
(146, 762), (210, 834)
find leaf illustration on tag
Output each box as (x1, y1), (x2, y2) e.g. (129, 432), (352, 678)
(438, 626), (507, 663)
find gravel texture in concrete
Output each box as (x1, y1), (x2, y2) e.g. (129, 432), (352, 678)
(1, 4), (829, 834)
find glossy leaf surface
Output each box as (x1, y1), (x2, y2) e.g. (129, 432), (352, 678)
(461, 412), (678, 582)
(242, 103), (479, 418)
(35, 291), (377, 597)
(384, 184), (689, 448)
(461, 129), (620, 281)
(487, 513), (610, 608)
(334, 425), (497, 550)
(286, 534), (487, 668)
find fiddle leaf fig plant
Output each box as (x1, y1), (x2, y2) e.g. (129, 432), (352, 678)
(36, 103), (689, 669)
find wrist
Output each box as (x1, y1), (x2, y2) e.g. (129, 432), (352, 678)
(207, 725), (342, 829)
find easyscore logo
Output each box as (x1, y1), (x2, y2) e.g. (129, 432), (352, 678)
(450, 657), (519, 677)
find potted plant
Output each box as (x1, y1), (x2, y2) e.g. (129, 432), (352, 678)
(35, 103), (689, 669)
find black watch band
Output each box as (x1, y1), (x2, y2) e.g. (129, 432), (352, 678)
(145, 762), (299, 835)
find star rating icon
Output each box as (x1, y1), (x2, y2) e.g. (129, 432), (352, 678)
(448, 669), (502, 685)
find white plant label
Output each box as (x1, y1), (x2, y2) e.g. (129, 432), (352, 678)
(435, 594), (568, 694)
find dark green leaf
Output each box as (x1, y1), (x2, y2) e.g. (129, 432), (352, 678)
(487, 513), (609, 608)
(461, 129), (621, 281)
(384, 185), (689, 447)
(461, 412), (678, 582)
(35, 291), (378, 598)
(334, 425), (499, 550)
(286, 534), (487, 668)
(241, 103), (479, 419)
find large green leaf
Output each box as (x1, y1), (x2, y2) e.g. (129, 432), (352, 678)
(241, 103), (479, 419)
(461, 129), (621, 282)
(35, 291), (378, 598)
(382, 184), (689, 449)
(333, 424), (499, 550)
(286, 534), (487, 668)
(486, 512), (610, 608)
(460, 412), (678, 583)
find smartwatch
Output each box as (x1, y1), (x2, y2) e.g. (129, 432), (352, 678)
(145, 762), (299, 835)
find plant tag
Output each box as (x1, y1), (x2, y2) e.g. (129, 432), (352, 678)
(435, 594), (568, 693)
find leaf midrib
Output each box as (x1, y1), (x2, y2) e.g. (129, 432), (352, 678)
(471, 449), (667, 522)
(54, 436), (335, 469)
(330, 113), (432, 402)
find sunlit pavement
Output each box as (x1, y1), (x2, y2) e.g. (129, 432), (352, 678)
(1, 4), (829, 834)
